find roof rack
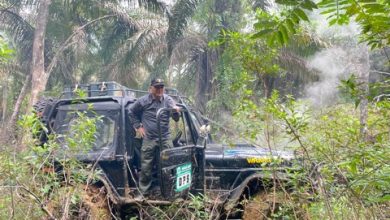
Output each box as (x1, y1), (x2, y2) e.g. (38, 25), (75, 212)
(62, 81), (145, 99)
(61, 81), (188, 104)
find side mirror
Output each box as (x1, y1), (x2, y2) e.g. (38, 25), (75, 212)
(199, 124), (210, 137)
(196, 125), (210, 148)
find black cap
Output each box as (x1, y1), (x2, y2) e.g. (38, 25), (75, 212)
(150, 78), (165, 87)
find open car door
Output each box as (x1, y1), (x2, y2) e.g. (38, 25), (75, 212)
(157, 108), (206, 199)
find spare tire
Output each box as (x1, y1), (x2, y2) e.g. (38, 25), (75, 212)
(33, 97), (58, 144)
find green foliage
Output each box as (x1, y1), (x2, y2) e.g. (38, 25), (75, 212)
(229, 86), (390, 218)
(339, 74), (390, 107)
(64, 111), (101, 155)
(0, 110), (105, 218)
(188, 194), (209, 218)
(252, 0), (317, 46)
(339, 74), (363, 107)
(305, 102), (390, 216)
(370, 78), (390, 101)
(231, 89), (311, 149)
(18, 113), (49, 142)
(204, 40), (246, 115)
(144, 193), (210, 219)
(167, 0), (201, 56)
(318, 0), (390, 49)
(0, 37), (13, 61)
(265, 92), (310, 139)
(210, 30), (280, 102)
(224, 30), (280, 75)
(265, 0), (390, 49)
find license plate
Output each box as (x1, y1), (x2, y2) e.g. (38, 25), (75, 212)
(175, 163), (192, 192)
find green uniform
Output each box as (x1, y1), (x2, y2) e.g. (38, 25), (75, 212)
(139, 139), (171, 193)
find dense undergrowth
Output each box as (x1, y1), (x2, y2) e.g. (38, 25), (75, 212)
(228, 92), (390, 219)
(0, 111), (104, 219)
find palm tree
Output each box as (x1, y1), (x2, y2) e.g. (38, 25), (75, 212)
(166, 0), (246, 112)
(1, 0), (208, 125)
(0, 0), (118, 127)
(29, 0), (51, 108)
(95, 0), (203, 89)
(1, 1), (38, 127)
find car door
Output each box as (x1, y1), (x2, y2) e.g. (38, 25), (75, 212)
(157, 108), (206, 199)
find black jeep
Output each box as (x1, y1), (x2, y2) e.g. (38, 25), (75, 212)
(34, 82), (303, 219)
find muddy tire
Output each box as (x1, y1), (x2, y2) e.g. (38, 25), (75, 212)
(33, 97), (56, 114)
(33, 97), (57, 144)
(242, 188), (287, 220)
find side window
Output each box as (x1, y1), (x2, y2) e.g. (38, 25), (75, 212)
(93, 116), (115, 150)
(183, 114), (194, 144)
(170, 112), (194, 146)
(55, 110), (117, 153)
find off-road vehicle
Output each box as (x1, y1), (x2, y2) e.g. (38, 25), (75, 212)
(34, 81), (304, 219)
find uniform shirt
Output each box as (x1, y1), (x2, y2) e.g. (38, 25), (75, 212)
(129, 93), (177, 141)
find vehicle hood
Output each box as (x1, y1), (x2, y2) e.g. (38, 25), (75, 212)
(205, 143), (296, 168)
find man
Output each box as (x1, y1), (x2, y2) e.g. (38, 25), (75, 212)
(128, 78), (179, 197)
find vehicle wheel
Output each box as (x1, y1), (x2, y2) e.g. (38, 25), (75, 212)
(33, 97), (56, 115)
(33, 97), (57, 144)
(242, 188), (287, 220)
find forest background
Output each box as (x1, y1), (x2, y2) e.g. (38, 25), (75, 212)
(0, 0), (389, 219)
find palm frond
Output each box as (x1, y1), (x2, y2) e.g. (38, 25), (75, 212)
(0, 62), (26, 78)
(100, 7), (166, 62)
(276, 49), (320, 93)
(138, 0), (169, 15)
(169, 33), (207, 68)
(277, 49), (310, 73)
(103, 26), (167, 84)
(275, 26), (328, 84)
(104, 2), (143, 31)
(123, 26), (167, 66)
(0, 9), (34, 61)
(166, 0), (202, 56)
(1, 0), (40, 10)
(250, 0), (272, 11)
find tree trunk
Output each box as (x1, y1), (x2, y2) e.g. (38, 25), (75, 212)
(195, 51), (208, 113)
(261, 74), (272, 99)
(8, 74), (31, 129)
(357, 45), (370, 141)
(29, 0), (51, 109)
(2, 79), (7, 123)
(195, 49), (216, 113)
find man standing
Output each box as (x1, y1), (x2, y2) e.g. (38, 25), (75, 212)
(129, 78), (179, 197)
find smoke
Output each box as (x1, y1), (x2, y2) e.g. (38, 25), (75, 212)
(305, 47), (348, 106)
(304, 11), (366, 107)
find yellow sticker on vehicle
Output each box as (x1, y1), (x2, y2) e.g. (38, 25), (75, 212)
(247, 157), (272, 164)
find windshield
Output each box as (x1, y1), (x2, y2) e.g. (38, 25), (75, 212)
(54, 109), (119, 154)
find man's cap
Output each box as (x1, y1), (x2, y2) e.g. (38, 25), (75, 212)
(151, 78), (165, 87)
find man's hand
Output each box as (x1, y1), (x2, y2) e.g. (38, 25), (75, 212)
(135, 127), (146, 138)
(172, 106), (181, 122)
(173, 106), (180, 112)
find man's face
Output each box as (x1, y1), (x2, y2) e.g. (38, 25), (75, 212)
(150, 85), (164, 98)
